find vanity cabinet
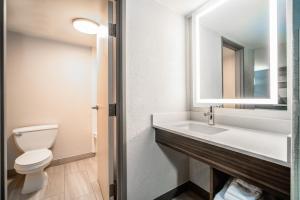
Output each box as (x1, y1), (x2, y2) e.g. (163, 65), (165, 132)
(155, 128), (290, 199)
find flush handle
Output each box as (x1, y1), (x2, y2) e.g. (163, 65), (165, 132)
(91, 105), (99, 110)
(15, 133), (22, 137)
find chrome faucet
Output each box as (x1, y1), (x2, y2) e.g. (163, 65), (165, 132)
(204, 106), (215, 125)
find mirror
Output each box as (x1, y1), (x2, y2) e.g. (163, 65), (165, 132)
(191, 0), (287, 109)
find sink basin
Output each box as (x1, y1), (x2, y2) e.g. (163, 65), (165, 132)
(175, 123), (227, 134)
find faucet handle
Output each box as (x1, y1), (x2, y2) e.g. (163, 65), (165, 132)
(204, 106), (215, 125)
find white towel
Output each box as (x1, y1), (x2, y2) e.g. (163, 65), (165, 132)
(224, 179), (262, 200)
(214, 179), (232, 200)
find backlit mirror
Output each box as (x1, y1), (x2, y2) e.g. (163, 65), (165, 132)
(191, 0), (287, 109)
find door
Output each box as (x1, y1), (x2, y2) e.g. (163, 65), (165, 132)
(0, 0), (5, 198)
(96, 0), (114, 199)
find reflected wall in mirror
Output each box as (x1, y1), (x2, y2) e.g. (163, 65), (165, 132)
(191, 0), (287, 109)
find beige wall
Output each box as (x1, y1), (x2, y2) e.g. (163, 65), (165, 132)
(5, 31), (94, 169)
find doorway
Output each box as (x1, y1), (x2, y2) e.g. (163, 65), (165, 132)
(1, 0), (126, 199)
(222, 37), (244, 108)
(222, 37), (244, 99)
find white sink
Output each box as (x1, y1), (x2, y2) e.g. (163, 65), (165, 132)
(175, 122), (227, 134)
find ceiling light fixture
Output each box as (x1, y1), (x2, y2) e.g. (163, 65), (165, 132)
(72, 18), (99, 35)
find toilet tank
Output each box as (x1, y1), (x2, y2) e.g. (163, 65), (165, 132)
(13, 124), (58, 152)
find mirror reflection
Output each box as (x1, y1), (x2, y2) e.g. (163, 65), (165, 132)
(192, 0), (287, 109)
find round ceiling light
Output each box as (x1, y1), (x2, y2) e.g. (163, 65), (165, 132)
(72, 18), (99, 35)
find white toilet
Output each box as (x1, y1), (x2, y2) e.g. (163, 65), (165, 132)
(13, 124), (58, 194)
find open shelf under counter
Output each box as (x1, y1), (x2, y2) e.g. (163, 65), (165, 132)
(155, 128), (290, 199)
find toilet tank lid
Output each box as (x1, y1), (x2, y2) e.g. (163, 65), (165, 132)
(13, 124), (59, 134)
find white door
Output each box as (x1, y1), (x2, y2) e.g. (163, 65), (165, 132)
(96, 0), (115, 199)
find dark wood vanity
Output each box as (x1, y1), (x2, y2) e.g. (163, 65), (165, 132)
(155, 128), (290, 200)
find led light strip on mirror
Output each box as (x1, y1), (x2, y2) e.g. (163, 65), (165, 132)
(192, 0), (278, 105)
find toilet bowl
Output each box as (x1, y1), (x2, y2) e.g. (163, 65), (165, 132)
(14, 149), (53, 194)
(13, 124), (58, 194)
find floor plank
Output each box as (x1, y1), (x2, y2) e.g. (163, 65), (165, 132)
(72, 193), (97, 200)
(44, 194), (64, 200)
(46, 164), (64, 174)
(91, 181), (104, 200)
(7, 156), (103, 200)
(44, 170), (64, 198)
(64, 171), (94, 200)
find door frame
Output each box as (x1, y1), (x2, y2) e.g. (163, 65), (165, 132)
(0, 0), (127, 199)
(221, 37), (245, 99)
(115, 0), (127, 199)
(1, 0), (5, 199)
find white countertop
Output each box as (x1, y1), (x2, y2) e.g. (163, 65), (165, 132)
(153, 120), (290, 167)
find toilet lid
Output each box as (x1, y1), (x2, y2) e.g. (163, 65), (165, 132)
(15, 149), (52, 166)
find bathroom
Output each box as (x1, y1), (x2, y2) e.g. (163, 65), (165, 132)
(4, 0), (115, 199)
(1, 0), (299, 200)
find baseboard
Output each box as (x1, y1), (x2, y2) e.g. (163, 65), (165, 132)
(187, 181), (210, 200)
(7, 169), (17, 179)
(154, 182), (190, 200)
(49, 152), (96, 167)
(7, 152), (96, 179)
(154, 181), (209, 200)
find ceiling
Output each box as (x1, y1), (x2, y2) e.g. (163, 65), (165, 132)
(198, 0), (286, 49)
(7, 0), (286, 48)
(7, 0), (101, 47)
(153, 0), (208, 15)
(197, 0), (270, 49)
(154, 0), (286, 49)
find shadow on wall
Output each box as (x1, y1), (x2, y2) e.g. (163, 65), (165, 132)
(7, 134), (22, 169)
(127, 126), (189, 199)
(159, 144), (190, 185)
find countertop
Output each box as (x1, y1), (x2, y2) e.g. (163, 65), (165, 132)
(153, 120), (290, 167)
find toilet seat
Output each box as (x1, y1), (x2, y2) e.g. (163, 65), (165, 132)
(15, 149), (52, 173)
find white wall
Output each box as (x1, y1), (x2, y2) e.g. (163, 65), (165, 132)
(126, 0), (189, 199)
(199, 25), (222, 99)
(254, 43), (287, 70)
(5, 32), (94, 169)
(243, 48), (255, 98)
(197, 24), (258, 99)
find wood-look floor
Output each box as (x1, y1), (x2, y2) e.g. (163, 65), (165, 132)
(8, 157), (103, 200)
